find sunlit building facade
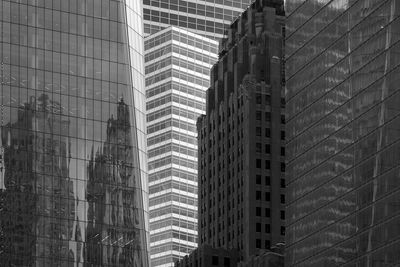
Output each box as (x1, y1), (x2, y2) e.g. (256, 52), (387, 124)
(0, 0), (149, 266)
(145, 26), (218, 266)
(143, 0), (253, 40)
(286, 0), (400, 266)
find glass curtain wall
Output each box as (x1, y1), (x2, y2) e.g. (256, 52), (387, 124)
(0, 0), (149, 266)
(286, 0), (400, 266)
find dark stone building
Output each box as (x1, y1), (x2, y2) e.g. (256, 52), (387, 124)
(197, 0), (285, 263)
(174, 244), (238, 267)
(238, 243), (284, 267)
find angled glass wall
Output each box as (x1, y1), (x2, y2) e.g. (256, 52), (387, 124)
(0, 0), (149, 266)
(286, 0), (400, 266)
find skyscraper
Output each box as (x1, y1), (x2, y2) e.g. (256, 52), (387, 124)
(286, 0), (400, 266)
(143, 1), (257, 266)
(0, 1), (149, 266)
(143, 0), (253, 40)
(145, 26), (218, 266)
(197, 0), (285, 262)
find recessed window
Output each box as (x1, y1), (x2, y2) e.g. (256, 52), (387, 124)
(256, 191), (261, 200)
(265, 128), (271, 138)
(224, 257), (230, 267)
(265, 192), (270, 201)
(212, 255), (219, 265)
(256, 127), (261, 136)
(281, 147), (285, 156)
(256, 143), (261, 153)
(265, 224), (271, 233)
(256, 159), (261, 168)
(265, 144), (270, 154)
(280, 210), (285, 220)
(265, 95), (271, 105)
(281, 226), (285, 236)
(256, 175), (261, 185)
(281, 131), (285, 140)
(265, 176), (270, 185)
(256, 207), (261, 216)
(265, 112), (271, 122)
(256, 94), (262, 104)
(281, 179), (285, 188)
(281, 194), (285, 204)
(256, 111), (262, 120)
(256, 239), (261, 248)
(256, 223), (261, 232)
(281, 162), (286, 172)
(265, 160), (270, 169)
(265, 208), (270, 217)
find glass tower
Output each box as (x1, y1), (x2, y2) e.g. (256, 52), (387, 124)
(286, 0), (400, 266)
(145, 26), (218, 266)
(143, 0), (253, 40)
(0, 0), (149, 266)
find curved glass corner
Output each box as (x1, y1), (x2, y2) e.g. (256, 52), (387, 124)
(0, 0), (149, 266)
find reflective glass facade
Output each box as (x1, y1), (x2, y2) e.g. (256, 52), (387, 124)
(145, 27), (218, 266)
(143, 0), (252, 40)
(0, 0), (149, 266)
(286, 0), (400, 266)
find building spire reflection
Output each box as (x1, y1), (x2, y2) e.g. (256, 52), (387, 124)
(86, 98), (144, 266)
(0, 93), (75, 266)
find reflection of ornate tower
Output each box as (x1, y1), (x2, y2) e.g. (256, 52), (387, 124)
(0, 94), (75, 266)
(86, 98), (143, 266)
(1, 0), (149, 265)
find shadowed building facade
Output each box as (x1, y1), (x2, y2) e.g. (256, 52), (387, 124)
(0, 0), (149, 266)
(197, 0), (285, 263)
(286, 0), (400, 266)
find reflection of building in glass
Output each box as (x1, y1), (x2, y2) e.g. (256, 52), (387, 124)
(0, 94), (75, 266)
(197, 0), (285, 263)
(143, 0), (253, 40)
(145, 27), (218, 267)
(86, 98), (145, 266)
(0, 1), (149, 266)
(286, 0), (400, 266)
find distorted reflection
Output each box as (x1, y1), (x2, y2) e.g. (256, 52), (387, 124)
(86, 98), (144, 266)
